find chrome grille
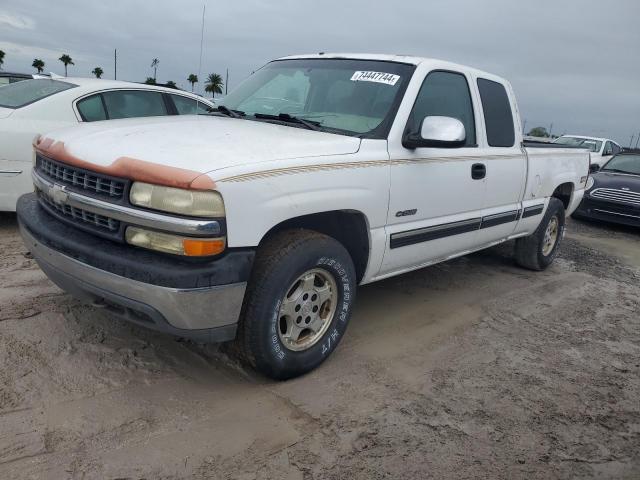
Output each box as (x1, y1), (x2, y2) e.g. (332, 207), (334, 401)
(39, 193), (120, 232)
(590, 188), (640, 206)
(37, 155), (126, 199)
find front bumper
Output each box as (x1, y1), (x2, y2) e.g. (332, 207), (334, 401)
(17, 193), (254, 343)
(573, 195), (640, 227)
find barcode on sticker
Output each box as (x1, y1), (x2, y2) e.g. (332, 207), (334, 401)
(350, 71), (400, 86)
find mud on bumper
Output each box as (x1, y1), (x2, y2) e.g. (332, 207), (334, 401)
(17, 193), (255, 343)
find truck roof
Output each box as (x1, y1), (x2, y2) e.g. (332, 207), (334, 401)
(277, 53), (499, 80)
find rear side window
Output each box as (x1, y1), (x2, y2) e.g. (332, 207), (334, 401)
(0, 79), (76, 108)
(171, 94), (211, 114)
(77, 94), (107, 121)
(477, 78), (515, 147)
(102, 90), (167, 119)
(408, 71), (476, 147)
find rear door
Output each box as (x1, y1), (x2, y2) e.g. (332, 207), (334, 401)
(474, 78), (527, 246)
(381, 69), (486, 276)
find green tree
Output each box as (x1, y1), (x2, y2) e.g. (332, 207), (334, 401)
(187, 73), (198, 92)
(165, 80), (177, 89)
(204, 73), (224, 98)
(32, 58), (45, 73)
(91, 67), (104, 79)
(528, 127), (549, 138)
(151, 58), (159, 82)
(59, 54), (74, 76)
(0, 50), (5, 70)
(144, 77), (156, 85)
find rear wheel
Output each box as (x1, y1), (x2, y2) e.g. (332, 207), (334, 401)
(235, 229), (356, 380)
(515, 198), (565, 271)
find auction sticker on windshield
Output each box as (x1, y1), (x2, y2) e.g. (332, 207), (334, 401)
(350, 71), (400, 86)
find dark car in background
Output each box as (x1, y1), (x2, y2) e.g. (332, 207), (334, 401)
(573, 153), (640, 227)
(0, 72), (35, 85)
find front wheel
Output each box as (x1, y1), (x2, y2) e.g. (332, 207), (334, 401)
(235, 229), (356, 380)
(514, 198), (565, 271)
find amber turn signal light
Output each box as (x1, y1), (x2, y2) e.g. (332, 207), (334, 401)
(182, 238), (226, 257)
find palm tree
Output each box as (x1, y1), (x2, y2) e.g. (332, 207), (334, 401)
(0, 50), (5, 70)
(59, 54), (74, 76)
(144, 77), (156, 85)
(150, 58), (159, 82)
(204, 73), (224, 98)
(187, 73), (198, 92)
(91, 67), (104, 79)
(32, 59), (45, 73)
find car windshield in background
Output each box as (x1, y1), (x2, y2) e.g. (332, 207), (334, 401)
(0, 79), (76, 109)
(601, 154), (640, 175)
(554, 136), (602, 152)
(218, 58), (415, 137)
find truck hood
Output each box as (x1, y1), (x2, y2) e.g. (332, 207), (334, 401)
(36, 115), (361, 189)
(0, 107), (15, 119)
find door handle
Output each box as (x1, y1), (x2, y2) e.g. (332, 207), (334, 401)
(471, 163), (486, 180)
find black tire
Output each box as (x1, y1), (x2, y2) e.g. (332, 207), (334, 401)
(235, 229), (356, 380)
(514, 198), (565, 271)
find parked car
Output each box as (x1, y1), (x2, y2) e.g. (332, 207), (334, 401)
(572, 153), (640, 226)
(0, 78), (215, 210)
(0, 71), (34, 85)
(16, 54), (590, 379)
(553, 135), (622, 168)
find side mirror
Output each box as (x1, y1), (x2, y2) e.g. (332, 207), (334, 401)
(589, 164), (600, 173)
(403, 116), (466, 149)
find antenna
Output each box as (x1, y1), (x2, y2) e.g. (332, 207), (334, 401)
(635, 131), (640, 150)
(225, 68), (228, 95)
(198, 4), (206, 96)
(114, 49), (117, 80)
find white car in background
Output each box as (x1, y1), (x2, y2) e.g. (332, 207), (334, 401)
(553, 135), (622, 168)
(0, 78), (215, 211)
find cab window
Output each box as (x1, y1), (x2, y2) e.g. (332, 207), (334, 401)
(477, 78), (515, 147)
(407, 71), (476, 147)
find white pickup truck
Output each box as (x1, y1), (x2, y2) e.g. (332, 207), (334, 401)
(17, 54), (590, 379)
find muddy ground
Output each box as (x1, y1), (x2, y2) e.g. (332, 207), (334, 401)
(0, 212), (639, 480)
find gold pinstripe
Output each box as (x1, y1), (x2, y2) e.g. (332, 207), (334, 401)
(217, 154), (523, 183)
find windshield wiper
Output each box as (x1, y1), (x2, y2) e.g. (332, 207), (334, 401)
(212, 105), (245, 118)
(253, 113), (322, 131)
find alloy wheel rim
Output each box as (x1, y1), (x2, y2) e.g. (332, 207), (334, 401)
(277, 268), (338, 352)
(542, 216), (559, 256)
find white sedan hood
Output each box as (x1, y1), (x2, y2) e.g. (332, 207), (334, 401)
(40, 115), (361, 176)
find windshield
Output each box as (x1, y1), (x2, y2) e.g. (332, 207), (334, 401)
(554, 136), (602, 152)
(601, 154), (640, 175)
(0, 79), (76, 109)
(219, 58), (415, 137)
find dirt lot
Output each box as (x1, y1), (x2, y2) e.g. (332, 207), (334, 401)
(1, 212), (639, 480)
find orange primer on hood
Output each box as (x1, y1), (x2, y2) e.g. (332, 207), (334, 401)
(34, 136), (216, 190)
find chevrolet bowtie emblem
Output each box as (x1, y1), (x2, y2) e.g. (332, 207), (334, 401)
(50, 184), (69, 204)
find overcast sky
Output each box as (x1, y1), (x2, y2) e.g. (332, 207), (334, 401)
(1, 0), (639, 144)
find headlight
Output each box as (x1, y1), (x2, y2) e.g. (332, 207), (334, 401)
(585, 176), (595, 191)
(130, 182), (225, 217)
(126, 227), (226, 256)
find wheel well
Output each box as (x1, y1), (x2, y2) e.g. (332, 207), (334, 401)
(552, 183), (573, 209)
(260, 211), (370, 283)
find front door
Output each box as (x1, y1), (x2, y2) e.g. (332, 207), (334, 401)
(380, 70), (486, 276)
